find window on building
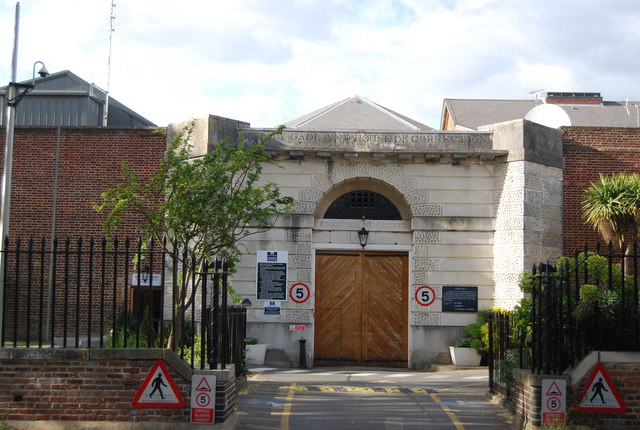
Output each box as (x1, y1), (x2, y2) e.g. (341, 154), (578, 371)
(324, 190), (401, 220)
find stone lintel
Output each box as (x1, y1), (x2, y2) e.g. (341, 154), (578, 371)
(412, 217), (494, 231)
(248, 129), (493, 153)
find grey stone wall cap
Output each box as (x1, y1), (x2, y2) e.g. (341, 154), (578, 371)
(163, 349), (194, 381)
(193, 364), (236, 381)
(514, 350), (640, 388)
(512, 368), (570, 387)
(0, 347), (90, 360)
(89, 348), (164, 361)
(0, 347), (240, 382)
(567, 350), (640, 385)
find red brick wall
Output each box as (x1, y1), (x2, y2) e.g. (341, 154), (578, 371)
(572, 362), (640, 427)
(512, 363), (640, 428)
(0, 126), (167, 240)
(0, 126), (167, 341)
(0, 351), (238, 424)
(0, 357), (190, 423)
(563, 126), (640, 254)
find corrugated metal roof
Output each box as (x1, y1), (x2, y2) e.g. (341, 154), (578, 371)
(0, 70), (155, 127)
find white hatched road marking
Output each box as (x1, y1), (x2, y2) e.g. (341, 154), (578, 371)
(462, 375), (487, 380)
(250, 367), (277, 373)
(385, 373), (416, 378)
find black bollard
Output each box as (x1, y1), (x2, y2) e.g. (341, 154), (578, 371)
(298, 337), (307, 368)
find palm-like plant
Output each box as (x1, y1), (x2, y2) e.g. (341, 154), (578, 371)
(582, 173), (640, 252)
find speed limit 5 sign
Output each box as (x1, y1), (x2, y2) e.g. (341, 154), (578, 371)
(415, 285), (436, 306)
(289, 283), (310, 304)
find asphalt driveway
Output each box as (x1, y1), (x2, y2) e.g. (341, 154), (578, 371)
(236, 366), (512, 429)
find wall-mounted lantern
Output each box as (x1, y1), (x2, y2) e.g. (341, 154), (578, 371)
(358, 216), (369, 249)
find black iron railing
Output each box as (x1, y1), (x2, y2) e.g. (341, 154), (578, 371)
(0, 236), (247, 376)
(489, 242), (640, 392)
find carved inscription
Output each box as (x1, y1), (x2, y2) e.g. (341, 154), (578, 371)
(279, 132), (490, 145)
(245, 131), (492, 152)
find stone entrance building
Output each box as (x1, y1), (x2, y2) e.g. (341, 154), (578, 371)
(174, 95), (564, 369)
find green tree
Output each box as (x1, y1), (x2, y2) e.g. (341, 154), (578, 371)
(95, 122), (295, 348)
(582, 173), (640, 253)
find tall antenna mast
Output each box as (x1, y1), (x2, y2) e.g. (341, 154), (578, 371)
(103, 0), (116, 126)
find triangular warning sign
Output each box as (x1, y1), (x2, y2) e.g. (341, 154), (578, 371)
(546, 381), (563, 396)
(195, 376), (213, 392)
(576, 363), (627, 413)
(132, 360), (186, 408)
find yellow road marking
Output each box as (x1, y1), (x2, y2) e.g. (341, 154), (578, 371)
(319, 385), (335, 392)
(280, 383), (296, 430)
(430, 391), (465, 430)
(294, 384), (428, 394)
(346, 386), (375, 393)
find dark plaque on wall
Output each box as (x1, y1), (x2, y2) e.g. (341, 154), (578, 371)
(256, 262), (287, 301)
(442, 286), (478, 312)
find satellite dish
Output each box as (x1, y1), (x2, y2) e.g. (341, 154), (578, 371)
(524, 104), (571, 128)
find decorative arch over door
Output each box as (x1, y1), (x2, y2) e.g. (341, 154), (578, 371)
(324, 190), (402, 220)
(314, 177), (412, 220)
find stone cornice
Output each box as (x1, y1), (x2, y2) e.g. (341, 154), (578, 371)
(243, 128), (507, 162)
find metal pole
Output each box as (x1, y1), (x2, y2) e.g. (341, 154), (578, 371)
(0, 2), (21, 335)
(45, 126), (61, 339)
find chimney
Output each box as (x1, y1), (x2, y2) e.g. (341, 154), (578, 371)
(545, 92), (603, 105)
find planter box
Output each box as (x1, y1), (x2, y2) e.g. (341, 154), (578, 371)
(246, 344), (268, 365)
(449, 346), (481, 367)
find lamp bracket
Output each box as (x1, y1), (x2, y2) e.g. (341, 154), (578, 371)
(6, 82), (35, 107)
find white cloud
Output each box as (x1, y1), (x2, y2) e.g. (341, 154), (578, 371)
(2, 0), (640, 128)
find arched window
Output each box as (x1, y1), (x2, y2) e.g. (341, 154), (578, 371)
(324, 190), (401, 220)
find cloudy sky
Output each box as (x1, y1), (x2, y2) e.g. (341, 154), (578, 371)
(1, 0), (639, 128)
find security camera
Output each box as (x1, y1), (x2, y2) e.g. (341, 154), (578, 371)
(37, 65), (49, 78)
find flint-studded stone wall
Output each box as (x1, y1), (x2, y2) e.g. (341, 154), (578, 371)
(487, 120), (564, 310)
(222, 120), (564, 368)
(237, 156), (501, 367)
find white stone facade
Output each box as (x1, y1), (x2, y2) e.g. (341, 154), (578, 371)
(173, 115), (565, 369)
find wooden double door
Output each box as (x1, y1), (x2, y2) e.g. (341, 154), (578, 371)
(314, 251), (408, 367)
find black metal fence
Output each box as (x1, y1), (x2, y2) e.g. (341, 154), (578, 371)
(489, 242), (640, 391)
(0, 236), (247, 376)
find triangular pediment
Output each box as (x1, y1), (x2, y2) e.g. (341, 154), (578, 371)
(285, 95), (433, 131)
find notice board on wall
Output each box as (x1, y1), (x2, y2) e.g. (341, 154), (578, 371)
(442, 286), (478, 312)
(256, 251), (288, 301)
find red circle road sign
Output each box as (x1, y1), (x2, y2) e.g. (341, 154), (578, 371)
(415, 285), (436, 306)
(196, 392), (211, 408)
(289, 283), (310, 303)
(546, 397), (562, 412)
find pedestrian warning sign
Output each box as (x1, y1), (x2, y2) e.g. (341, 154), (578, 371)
(191, 374), (216, 424)
(576, 363), (627, 413)
(132, 360), (186, 408)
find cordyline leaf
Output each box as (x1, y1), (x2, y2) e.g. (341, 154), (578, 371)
(583, 173), (640, 250)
